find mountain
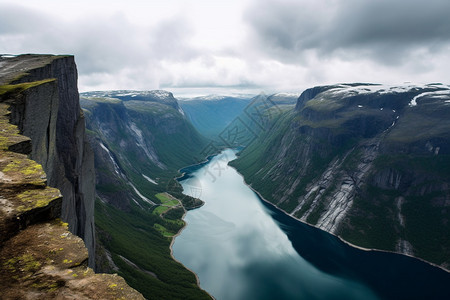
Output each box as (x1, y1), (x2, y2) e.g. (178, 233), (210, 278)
(230, 83), (450, 270)
(80, 91), (211, 299)
(178, 94), (252, 139)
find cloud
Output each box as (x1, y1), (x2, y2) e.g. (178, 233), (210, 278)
(0, 3), (205, 90)
(1, 0), (450, 92)
(244, 0), (450, 65)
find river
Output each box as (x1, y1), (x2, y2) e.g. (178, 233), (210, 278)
(172, 149), (450, 300)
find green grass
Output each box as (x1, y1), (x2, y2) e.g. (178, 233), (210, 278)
(155, 193), (179, 206)
(153, 224), (175, 237)
(95, 200), (210, 300)
(153, 206), (171, 215)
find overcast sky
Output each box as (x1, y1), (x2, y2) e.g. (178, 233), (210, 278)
(1, 0), (450, 95)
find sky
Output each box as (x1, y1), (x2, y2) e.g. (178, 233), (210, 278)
(1, 0), (450, 95)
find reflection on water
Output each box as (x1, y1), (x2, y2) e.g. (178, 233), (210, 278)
(173, 149), (450, 300)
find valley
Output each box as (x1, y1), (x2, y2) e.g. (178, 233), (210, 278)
(80, 84), (450, 299)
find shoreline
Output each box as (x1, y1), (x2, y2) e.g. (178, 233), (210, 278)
(228, 164), (450, 275)
(168, 196), (216, 300)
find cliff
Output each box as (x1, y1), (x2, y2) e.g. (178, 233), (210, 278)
(0, 54), (143, 299)
(230, 83), (450, 270)
(0, 54), (95, 265)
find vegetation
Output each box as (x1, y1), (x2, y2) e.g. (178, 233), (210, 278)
(231, 84), (450, 271)
(0, 79), (56, 101)
(95, 201), (210, 299)
(81, 94), (211, 299)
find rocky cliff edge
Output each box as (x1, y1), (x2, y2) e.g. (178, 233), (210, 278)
(0, 54), (144, 299)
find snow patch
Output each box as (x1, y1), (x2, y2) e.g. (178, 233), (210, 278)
(100, 143), (121, 176)
(148, 90), (172, 99)
(128, 121), (165, 169)
(273, 92), (301, 98)
(142, 174), (157, 185)
(129, 182), (155, 205)
(409, 89), (450, 107)
(328, 83), (450, 102)
(115, 92), (138, 97)
(129, 122), (143, 140)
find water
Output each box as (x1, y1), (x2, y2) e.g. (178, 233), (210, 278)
(172, 149), (450, 300)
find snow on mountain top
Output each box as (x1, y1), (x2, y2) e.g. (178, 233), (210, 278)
(81, 90), (174, 99)
(146, 90), (173, 99)
(409, 89), (450, 107)
(328, 83), (449, 97)
(272, 92), (301, 98)
(178, 94), (254, 101)
(193, 95), (227, 101)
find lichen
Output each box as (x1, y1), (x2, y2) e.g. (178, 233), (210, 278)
(0, 79), (56, 97)
(15, 187), (61, 212)
(2, 159), (44, 177)
(3, 254), (41, 275)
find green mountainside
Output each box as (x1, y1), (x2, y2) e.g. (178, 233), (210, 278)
(80, 91), (211, 299)
(178, 95), (252, 139)
(229, 83), (450, 270)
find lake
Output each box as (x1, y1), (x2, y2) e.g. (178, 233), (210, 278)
(172, 149), (450, 300)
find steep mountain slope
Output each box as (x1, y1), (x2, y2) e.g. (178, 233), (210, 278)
(185, 92), (299, 149)
(230, 83), (450, 270)
(178, 95), (252, 139)
(81, 91), (211, 299)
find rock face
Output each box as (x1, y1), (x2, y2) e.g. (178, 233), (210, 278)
(0, 54), (143, 299)
(81, 91), (208, 209)
(0, 54), (95, 266)
(231, 83), (450, 270)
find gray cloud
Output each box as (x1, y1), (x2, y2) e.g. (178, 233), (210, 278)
(244, 0), (450, 65)
(1, 1), (449, 92)
(0, 3), (204, 90)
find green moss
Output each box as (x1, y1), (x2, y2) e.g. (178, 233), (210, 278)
(22, 254), (41, 272)
(2, 158), (44, 177)
(31, 281), (59, 292)
(0, 79), (56, 97)
(16, 187), (61, 211)
(4, 254), (41, 275)
(0, 136), (8, 150)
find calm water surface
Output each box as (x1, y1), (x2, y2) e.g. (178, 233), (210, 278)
(172, 149), (450, 300)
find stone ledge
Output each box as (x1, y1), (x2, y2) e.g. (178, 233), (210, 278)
(0, 220), (144, 300)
